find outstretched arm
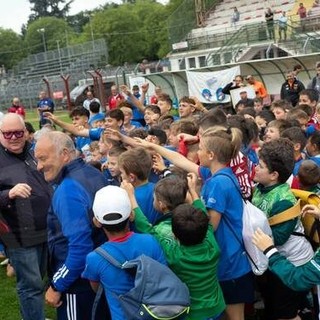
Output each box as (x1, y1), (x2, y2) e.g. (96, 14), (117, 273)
(253, 228), (320, 291)
(44, 112), (89, 137)
(135, 138), (199, 174)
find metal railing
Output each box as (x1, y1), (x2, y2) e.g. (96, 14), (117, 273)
(205, 19), (320, 66)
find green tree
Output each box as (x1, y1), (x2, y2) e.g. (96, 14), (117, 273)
(24, 17), (75, 54)
(0, 29), (24, 69)
(85, 0), (168, 65)
(29, 0), (74, 21)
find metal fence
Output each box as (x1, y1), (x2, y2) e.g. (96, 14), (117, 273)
(0, 39), (108, 109)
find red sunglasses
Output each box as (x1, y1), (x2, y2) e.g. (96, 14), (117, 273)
(0, 130), (25, 140)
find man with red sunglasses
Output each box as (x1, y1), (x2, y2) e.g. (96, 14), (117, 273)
(0, 113), (52, 320)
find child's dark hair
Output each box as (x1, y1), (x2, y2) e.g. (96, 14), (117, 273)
(227, 115), (258, 146)
(256, 110), (275, 124)
(299, 89), (319, 104)
(102, 219), (130, 233)
(253, 97), (263, 104)
(108, 145), (127, 158)
(70, 106), (90, 119)
(128, 128), (148, 139)
(158, 115), (175, 131)
(147, 127), (167, 145)
(271, 99), (293, 111)
(145, 105), (161, 115)
(118, 101), (133, 110)
(25, 122), (35, 134)
(201, 126), (242, 163)
(87, 160), (102, 171)
(308, 131), (320, 152)
(198, 108), (227, 130)
(267, 119), (292, 134)
(238, 107), (256, 118)
(158, 93), (172, 107)
(106, 109), (124, 122)
(281, 127), (307, 151)
(118, 147), (152, 181)
(172, 204), (209, 246)
(170, 119), (199, 136)
(298, 160), (320, 190)
(286, 108), (309, 123)
(179, 96), (196, 105)
(154, 176), (187, 211)
(297, 104), (313, 117)
(258, 138), (295, 183)
(89, 101), (101, 113)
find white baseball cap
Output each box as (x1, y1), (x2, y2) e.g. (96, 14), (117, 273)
(93, 186), (131, 225)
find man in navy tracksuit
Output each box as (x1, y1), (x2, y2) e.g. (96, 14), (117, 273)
(35, 131), (108, 320)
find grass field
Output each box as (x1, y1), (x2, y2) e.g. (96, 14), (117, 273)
(0, 261), (56, 320)
(25, 109), (71, 130)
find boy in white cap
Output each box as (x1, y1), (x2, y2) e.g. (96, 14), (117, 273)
(82, 185), (166, 320)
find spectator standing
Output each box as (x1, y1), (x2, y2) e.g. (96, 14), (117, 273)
(293, 64), (303, 79)
(0, 113), (52, 320)
(307, 61), (320, 94)
(280, 71), (305, 107)
(37, 91), (55, 129)
(150, 86), (162, 105)
(231, 7), (240, 27)
(107, 85), (124, 111)
(222, 75), (245, 95)
(83, 91), (101, 113)
(246, 75), (268, 99)
(297, 2), (307, 31)
(278, 11), (288, 41)
(8, 97), (26, 119)
(35, 131), (108, 320)
(265, 8), (275, 40)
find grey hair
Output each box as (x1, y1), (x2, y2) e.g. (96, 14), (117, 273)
(39, 131), (76, 157)
(0, 113), (25, 129)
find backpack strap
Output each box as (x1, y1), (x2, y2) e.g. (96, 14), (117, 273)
(95, 247), (124, 269)
(268, 200), (301, 226)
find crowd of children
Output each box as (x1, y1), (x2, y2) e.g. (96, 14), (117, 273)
(6, 74), (320, 320)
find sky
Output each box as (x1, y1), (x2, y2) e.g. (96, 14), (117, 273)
(0, 0), (168, 34)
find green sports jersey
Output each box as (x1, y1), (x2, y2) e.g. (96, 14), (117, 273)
(134, 199), (226, 319)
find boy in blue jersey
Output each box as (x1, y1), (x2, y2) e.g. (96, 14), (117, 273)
(82, 185), (166, 320)
(118, 147), (162, 224)
(105, 146), (127, 186)
(43, 109), (124, 142)
(69, 106), (91, 159)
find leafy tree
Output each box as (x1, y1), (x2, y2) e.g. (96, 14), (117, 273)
(28, 0), (74, 22)
(0, 29), (24, 69)
(66, 11), (92, 33)
(84, 0), (168, 65)
(24, 17), (75, 54)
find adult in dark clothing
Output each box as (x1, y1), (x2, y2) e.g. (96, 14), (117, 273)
(280, 71), (305, 107)
(35, 131), (108, 320)
(265, 8), (275, 40)
(0, 113), (52, 320)
(222, 75), (245, 95)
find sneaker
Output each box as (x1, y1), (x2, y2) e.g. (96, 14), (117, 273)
(0, 258), (9, 266)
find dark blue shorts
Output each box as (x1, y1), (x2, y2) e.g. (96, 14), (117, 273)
(219, 272), (255, 304)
